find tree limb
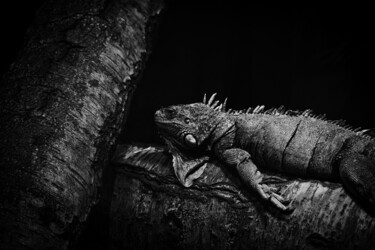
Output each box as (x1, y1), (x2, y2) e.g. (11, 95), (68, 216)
(0, 1), (163, 249)
(112, 144), (375, 249)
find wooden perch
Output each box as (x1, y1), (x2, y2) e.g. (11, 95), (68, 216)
(112, 144), (375, 249)
(0, 1), (163, 249)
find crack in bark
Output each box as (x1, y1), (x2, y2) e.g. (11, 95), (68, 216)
(0, 0), (163, 248)
(111, 144), (375, 249)
(116, 164), (251, 207)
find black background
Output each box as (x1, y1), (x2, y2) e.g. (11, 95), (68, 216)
(1, 1), (374, 146)
(0, 1), (374, 249)
(123, 2), (375, 144)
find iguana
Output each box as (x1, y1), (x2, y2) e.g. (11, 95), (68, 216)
(154, 93), (375, 211)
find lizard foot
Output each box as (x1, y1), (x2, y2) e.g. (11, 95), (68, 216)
(223, 148), (294, 212)
(248, 169), (293, 211)
(257, 183), (294, 212)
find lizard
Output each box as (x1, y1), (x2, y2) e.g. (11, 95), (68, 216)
(154, 93), (375, 211)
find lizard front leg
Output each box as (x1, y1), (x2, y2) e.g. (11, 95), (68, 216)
(219, 148), (291, 211)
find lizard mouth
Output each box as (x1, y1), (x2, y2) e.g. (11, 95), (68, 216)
(154, 110), (164, 123)
(154, 108), (209, 187)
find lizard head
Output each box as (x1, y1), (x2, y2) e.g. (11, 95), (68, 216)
(154, 94), (227, 187)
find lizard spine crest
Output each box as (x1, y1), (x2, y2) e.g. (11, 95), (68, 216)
(202, 93), (374, 141)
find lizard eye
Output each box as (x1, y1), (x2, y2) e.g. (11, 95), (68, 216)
(184, 118), (190, 124)
(163, 108), (177, 119)
(184, 134), (197, 147)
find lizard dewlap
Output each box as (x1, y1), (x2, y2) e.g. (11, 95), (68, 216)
(154, 93), (375, 211)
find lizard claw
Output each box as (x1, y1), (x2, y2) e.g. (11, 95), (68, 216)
(269, 195), (295, 212)
(262, 184), (280, 193)
(244, 168), (293, 211)
(259, 184), (294, 211)
(223, 148), (294, 212)
(264, 186), (291, 205)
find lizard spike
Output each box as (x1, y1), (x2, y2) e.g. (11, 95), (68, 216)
(207, 93), (217, 106)
(203, 93), (207, 104)
(360, 129), (375, 139)
(277, 105), (286, 115)
(215, 104), (223, 111)
(259, 105), (265, 113)
(211, 100), (220, 109)
(301, 109), (312, 117)
(285, 110), (296, 116)
(246, 107), (252, 114)
(358, 128), (369, 135)
(333, 119), (346, 126)
(265, 108), (274, 115)
(253, 106), (259, 113)
(253, 105), (265, 114)
(353, 127), (362, 132)
(227, 108), (233, 113)
(222, 98), (228, 111)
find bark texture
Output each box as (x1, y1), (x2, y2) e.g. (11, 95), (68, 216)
(0, 1), (163, 249)
(112, 144), (375, 250)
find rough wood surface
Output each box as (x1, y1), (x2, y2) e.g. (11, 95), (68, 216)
(112, 144), (375, 249)
(0, 1), (163, 249)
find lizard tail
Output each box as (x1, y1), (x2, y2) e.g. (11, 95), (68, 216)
(337, 138), (375, 212)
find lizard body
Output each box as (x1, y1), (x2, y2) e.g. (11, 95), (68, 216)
(154, 94), (375, 211)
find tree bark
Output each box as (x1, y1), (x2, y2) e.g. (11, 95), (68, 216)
(112, 144), (375, 250)
(0, 1), (163, 249)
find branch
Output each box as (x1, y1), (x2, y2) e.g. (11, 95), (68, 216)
(112, 144), (375, 249)
(0, 1), (163, 249)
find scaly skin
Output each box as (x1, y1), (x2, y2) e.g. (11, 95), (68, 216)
(235, 113), (351, 179)
(154, 94), (375, 211)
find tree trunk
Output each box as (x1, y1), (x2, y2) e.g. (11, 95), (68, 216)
(0, 1), (163, 249)
(112, 144), (375, 250)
